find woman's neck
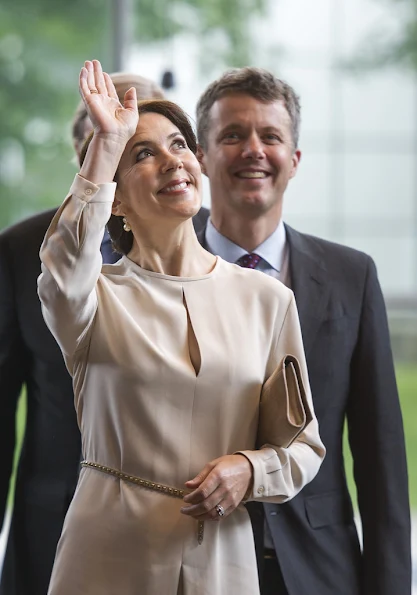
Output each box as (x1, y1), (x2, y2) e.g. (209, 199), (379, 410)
(127, 219), (215, 277)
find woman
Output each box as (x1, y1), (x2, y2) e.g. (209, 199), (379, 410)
(38, 60), (325, 595)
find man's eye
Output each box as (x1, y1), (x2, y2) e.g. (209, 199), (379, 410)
(222, 132), (240, 142)
(136, 149), (153, 161)
(264, 134), (281, 143)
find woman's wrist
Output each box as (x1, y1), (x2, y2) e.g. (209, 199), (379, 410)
(93, 130), (131, 147)
(79, 134), (127, 185)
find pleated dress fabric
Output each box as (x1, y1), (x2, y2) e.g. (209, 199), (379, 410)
(38, 175), (324, 595)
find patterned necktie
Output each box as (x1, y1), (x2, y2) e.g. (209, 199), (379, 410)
(236, 253), (261, 269)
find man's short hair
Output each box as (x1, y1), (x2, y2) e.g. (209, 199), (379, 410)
(72, 72), (165, 153)
(196, 67), (301, 150)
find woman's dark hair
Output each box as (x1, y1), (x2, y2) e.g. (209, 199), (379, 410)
(79, 99), (197, 255)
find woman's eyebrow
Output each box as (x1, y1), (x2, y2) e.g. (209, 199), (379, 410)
(129, 132), (181, 154)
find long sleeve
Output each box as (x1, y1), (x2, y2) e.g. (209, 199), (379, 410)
(347, 257), (411, 594)
(238, 294), (325, 503)
(0, 233), (25, 528)
(37, 174), (116, 366)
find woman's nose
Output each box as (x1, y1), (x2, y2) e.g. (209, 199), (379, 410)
(162, 153), (183, 172)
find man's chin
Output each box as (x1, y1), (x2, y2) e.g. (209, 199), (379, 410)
(232, 194), (277, 215)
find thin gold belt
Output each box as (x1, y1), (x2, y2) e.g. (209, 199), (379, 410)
(80, 460), (204, 544)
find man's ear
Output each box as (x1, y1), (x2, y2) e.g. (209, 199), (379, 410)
(111, 190), (124, 216)
(196, 144), (208, 177)
(290, 149), (302, 180)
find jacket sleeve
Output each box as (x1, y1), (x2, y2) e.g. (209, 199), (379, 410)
(238, 293), (326, 504)
(37, 174), (116, 367)
(347, 256), (411, 594)
(0, 233), (25, 529)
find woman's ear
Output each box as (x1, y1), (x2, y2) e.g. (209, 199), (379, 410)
(111, 190), (124, 216)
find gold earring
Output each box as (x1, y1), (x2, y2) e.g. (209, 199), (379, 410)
(123, 217), (131, 232)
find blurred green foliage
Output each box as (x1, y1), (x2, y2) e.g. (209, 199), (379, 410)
(347, 0), (417, 71)
(379, 0), (417, 69)
(135, 0), (266, 67)
(0, 0), (111, 228)
(398, 365), (417, 508)
(0, 0), (266, 230)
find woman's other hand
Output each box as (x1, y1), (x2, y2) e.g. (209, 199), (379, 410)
(181, 454), (253, 521)
(79, 60), (138, 144)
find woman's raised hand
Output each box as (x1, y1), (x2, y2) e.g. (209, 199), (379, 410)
(79, 60), (138, 144)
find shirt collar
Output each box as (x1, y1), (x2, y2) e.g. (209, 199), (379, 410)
(205, 218), (286, 273)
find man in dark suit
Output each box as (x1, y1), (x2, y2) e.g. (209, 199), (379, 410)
(195, 67), (411, 595)
(0, 72), (209, 595)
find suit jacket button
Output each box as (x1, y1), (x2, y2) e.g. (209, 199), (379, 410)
(257, 485), (265, 494)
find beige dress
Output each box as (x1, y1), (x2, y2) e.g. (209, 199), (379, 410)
(38, 174), (325, 595)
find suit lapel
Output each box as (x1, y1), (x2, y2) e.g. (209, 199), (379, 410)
(197, 226), (207, 250)
(198, 221), (329, 358)
(285, 225), (330, 358)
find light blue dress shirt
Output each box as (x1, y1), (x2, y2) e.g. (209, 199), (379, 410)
(205, 218), (288, 283)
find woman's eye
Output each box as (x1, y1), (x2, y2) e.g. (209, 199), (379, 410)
(173, 139), (187, 149)
(136, 149), (153, 161)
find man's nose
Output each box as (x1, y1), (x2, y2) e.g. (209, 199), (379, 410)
(241, 134), (265, 159)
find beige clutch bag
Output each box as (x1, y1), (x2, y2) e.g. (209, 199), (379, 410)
(258, 355), (313, 449)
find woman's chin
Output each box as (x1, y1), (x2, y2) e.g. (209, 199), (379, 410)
(163, 197), (202, 220)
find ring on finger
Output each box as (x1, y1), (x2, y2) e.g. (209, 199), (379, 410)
(90, 88), (99, 94)
(215, 504), (225, 517)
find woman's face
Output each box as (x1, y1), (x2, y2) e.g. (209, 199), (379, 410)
(113, 112), (202, 226)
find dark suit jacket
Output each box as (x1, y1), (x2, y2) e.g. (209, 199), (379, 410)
(198, 221), (411, 595)
(0, 205), (210, 595)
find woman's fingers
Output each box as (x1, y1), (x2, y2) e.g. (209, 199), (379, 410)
(80, 60), (107, 98)
(78, 59), (138, 140)
(93, 59), (107, 95)
(79, 67), (90, 98)
(181, 485), (230, 521)
(183, 472), (217, 505)
(103, 72), (119, 101)
(123, 87), (138, 114)
(181, 455), (253, 521)
(85, 60), (97, 93)
(184, 462), (213, 492)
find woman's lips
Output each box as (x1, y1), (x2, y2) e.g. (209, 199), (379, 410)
(158, 179), (190, 193)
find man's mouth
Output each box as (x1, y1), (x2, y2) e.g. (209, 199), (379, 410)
(235, 171), (268, 179)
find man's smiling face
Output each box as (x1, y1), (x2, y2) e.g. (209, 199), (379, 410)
(198, 93), (300, 221)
